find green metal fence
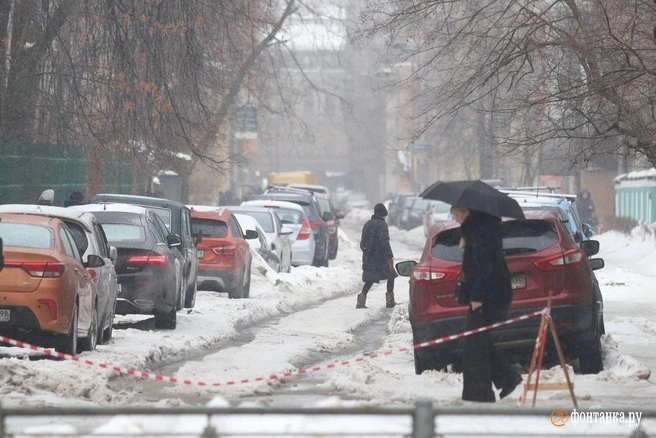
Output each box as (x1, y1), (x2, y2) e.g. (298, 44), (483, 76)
(0, 142), (139, 205)
(615, 169), (656, 224)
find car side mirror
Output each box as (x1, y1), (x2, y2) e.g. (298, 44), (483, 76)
(85, 254), (105, 268)
(280, 226), (293, 236)
(580, 240), (600, 257)
(589, 258), (604, 271)
(245, 229), (259, 240)
(167, 234), (183, 248)
(395, 260), (417, 277)
(322, 212), (333, 222)
(109, 246), (118, 265)
(336, 211), (345, 220)
(194, 232), (203, 246)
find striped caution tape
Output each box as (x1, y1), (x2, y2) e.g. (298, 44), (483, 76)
(0, 308), (546, 387)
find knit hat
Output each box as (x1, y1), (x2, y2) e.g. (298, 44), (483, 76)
(374, 203), (388, 217)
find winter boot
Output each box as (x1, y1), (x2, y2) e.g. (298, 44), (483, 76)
(386, 292), (397, 308)
(356, 293), (367, 309)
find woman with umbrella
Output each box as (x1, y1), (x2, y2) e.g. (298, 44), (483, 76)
(422, 180), (523, 402)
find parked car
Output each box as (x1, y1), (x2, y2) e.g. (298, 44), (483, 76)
(240, 200), (316, 267)
(345, 192), (370, 210)
(88, 194), (199, 308)
(74, 204), (183, 329)
(189, 207), (256, 299)
(312, 192), (342, 260)
(234, 214), (281, 272)
(0, 204), (119, 347)
(396, 208), (605, 375)
(0, 213), (99, 354)
(388, 193), (416, 227)
(227, 206), (293, 273)
(252, 189), (330, 267)
(502, 191), (593, 242)
(423, 201), (452, 237)
(397, 196), (420, 230)
(401, 197), (433, 231)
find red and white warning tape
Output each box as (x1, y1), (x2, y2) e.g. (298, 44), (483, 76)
(0, 308), (546, 388)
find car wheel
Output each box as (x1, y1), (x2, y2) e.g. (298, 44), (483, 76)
(228, 268), (246, 299)
(184, 279), (197, 308)
(412, 331), (449, 374)
(101, 302), (115, 344)
(154, 308), (177, 330)
(56, 303), (79, 355)
(176, 274), (186, 311)
(243, 264), (251, 299)
(577, 334), (603, 374)
(79, 307), (98, 352)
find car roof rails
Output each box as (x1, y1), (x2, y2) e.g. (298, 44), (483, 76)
(265, 185), (314, 196)
(501, 189), (578, 202)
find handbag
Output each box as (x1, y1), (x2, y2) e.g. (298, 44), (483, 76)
(453, 273), (468, 305)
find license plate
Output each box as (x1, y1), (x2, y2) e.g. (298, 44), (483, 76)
(197, 250), (205, 259)
(511, 274), (527, 290)
(0, 309), (9, 322)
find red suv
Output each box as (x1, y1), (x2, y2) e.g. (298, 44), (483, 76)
(396, 208), (605, 375)
(189, 207), (257, 299)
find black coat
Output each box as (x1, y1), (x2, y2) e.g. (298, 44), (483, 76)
(360, 215), (397, 283)
(459, 211), (512, 321)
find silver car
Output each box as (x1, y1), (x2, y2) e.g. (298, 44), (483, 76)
(240, 200), (315, 267)
(0, 204), (119, 350)
(229, 206), (293, 273)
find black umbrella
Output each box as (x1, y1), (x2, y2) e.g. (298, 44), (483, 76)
(420, 180), (525, 220)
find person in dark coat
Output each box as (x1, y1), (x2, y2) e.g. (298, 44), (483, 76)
(357, 203), (398, 309)
(576, 189), (598, 228)
(452, 207), (522, 402)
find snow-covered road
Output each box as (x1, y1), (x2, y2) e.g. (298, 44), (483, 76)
(2, 209), (656, 435)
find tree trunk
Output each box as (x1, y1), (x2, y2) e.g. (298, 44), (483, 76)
(85, 146), (104, 196)
(0, 0), (12, 129)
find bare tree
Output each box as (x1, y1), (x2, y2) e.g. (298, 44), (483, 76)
(361, 0), (656, 171)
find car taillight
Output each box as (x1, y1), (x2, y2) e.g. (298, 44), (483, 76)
(412, 266), (459, 286)
(534, 249), (583, 270)
(297, 218), (312, 240)
(310, 221), (322, 235)
(5, 261), (66, 278)
(212, 243), (236, 255)
(127, 254), (168, 266)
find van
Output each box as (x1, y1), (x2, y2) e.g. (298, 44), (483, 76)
(88, 194), (199, 308)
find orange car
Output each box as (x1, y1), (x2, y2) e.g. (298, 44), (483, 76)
(0, 214), (98, 354)
(189, 207), (256, 299)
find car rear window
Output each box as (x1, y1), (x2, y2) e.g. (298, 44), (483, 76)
(191, 218), (228, 238)
(102, 224), (145, 242)
(273, 209), (304, 225)
(431, 220), (559, 261)
(0, 223), (53, 249)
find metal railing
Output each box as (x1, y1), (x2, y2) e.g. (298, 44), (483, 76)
(1, 400), (653, 438)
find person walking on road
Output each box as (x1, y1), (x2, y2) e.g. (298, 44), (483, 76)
(451, 206), (522, 402)
(357, 203), (398, 309)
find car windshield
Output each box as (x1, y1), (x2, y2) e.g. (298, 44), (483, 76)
(0, 223), (53, 249)
(431, 220), (559, 261)
(191, 218), (228, 238)
(64, 221), (89, 256)
(317, 199), (331, 216)
(241, 212), (274, 233)
(147, 207), (172, 230)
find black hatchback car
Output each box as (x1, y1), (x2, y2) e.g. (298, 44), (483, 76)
(89, 193), (199, 308)
(251, 188), (330, 267)
(77, 204), (184, 329)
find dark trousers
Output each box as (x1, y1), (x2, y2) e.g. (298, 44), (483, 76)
(361, 278), (394, 295)
(462, 308), (516, 402)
